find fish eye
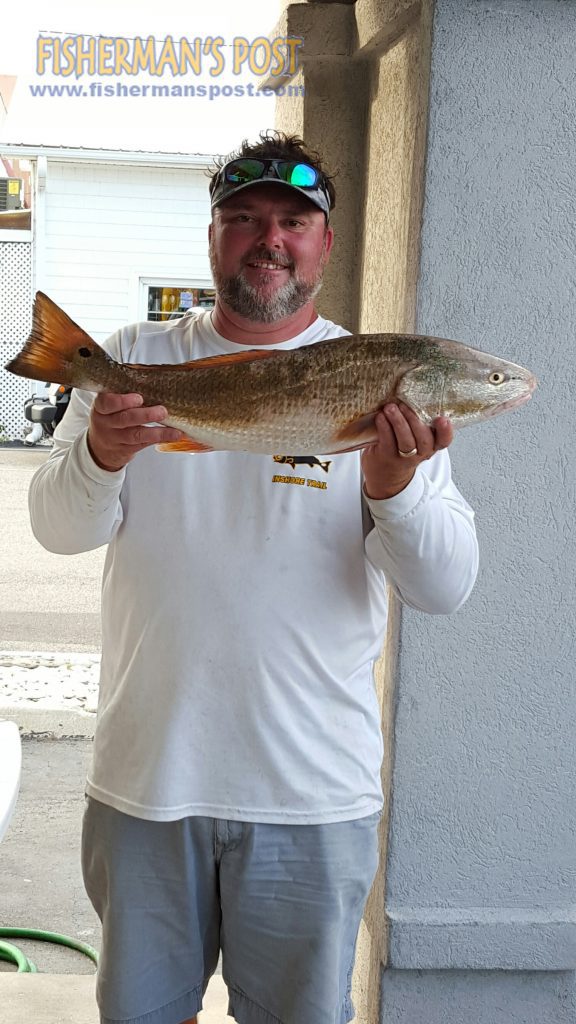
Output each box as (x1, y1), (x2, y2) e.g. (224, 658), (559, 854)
(489, 371), (506, 385)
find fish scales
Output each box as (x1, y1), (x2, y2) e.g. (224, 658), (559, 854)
(129, 337), (417, 451)
(163, 337), (428, 424)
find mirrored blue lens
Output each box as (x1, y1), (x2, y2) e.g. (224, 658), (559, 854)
(278, 162), (319, 188)
(225, 160), (266, 183)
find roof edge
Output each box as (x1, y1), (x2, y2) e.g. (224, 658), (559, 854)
(0, 143), (214, 168)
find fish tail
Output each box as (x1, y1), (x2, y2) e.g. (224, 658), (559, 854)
(5, 291), (108, 388)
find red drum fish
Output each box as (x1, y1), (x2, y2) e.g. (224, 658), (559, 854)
(5, 292), (536, 455)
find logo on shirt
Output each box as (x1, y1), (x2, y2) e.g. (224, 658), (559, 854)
(271, 455), (332, 491)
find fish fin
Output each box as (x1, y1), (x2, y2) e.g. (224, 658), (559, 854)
(131, 348), (280, 373)
(186, 349), (279, 369)
(155, 438), (214, 454)
(331, 412), (379, 447)
(325, 441), (375, 454)
(5, 291), (105, 386)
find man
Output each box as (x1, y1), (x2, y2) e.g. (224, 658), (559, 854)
(29, 131), (478, 1024)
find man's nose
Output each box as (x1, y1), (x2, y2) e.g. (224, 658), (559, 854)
(256, 218), (284, 248)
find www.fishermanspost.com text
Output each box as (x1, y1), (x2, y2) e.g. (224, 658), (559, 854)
(28, 81), (305, 102)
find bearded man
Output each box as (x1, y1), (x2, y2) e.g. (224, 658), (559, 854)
(29, 131), (478, 1024)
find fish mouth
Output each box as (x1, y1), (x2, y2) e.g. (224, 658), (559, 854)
(484, 391), (533, 419)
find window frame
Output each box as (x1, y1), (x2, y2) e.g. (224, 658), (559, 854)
(135, 275), (215, 323)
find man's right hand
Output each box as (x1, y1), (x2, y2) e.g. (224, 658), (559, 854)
(87, 392), (185, 472)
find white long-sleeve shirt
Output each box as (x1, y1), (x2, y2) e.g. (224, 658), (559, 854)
(29, 311), (478, 823)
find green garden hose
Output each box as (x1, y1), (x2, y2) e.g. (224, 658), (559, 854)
(0, 927), (98, 973)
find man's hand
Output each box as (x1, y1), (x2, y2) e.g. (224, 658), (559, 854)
(361, 402), (453, 500)
(87, 393), (185, 472)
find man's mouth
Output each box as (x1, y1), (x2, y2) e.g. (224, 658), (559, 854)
(248, 262), (287, 270)
(244, 256), (292, 272)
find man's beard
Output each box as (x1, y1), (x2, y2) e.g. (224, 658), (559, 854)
(209, 241), (327, 323)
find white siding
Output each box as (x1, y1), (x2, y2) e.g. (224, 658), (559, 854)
(43, 161), (213, 341)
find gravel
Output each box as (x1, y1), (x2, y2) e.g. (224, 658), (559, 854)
(0, 652), (99, 714)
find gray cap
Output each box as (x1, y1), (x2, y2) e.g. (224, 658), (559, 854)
(210, 159), (332, 220)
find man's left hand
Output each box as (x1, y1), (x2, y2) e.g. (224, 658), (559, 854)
(361, 403), (453, 500)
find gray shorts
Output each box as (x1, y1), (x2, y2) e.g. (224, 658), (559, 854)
(82, 797), (381, 1024)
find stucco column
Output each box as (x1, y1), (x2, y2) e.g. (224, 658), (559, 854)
(265, 2), (369, 333)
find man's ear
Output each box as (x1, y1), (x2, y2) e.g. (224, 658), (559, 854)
(208, 221), (213, 243)
(323, 225), (334, 261)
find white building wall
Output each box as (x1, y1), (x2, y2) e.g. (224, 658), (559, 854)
(42, 159), (213, 342)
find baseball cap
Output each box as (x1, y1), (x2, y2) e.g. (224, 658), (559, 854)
(210, 158), (332, 220)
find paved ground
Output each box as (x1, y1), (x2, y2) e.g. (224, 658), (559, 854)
(0, 449), (104, 973)
(2, 973), (230, 1024)
(0, 446), (105, 653)
(0, 738), (100, 975)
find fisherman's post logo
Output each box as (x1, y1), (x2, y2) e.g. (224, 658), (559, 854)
(30, 34), (305, 103)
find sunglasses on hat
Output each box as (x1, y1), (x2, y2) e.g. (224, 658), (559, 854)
(210, 158), (332, 220)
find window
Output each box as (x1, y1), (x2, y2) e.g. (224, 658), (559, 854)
(146, 283), (216, 322)
(0, 156), (33, 241)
